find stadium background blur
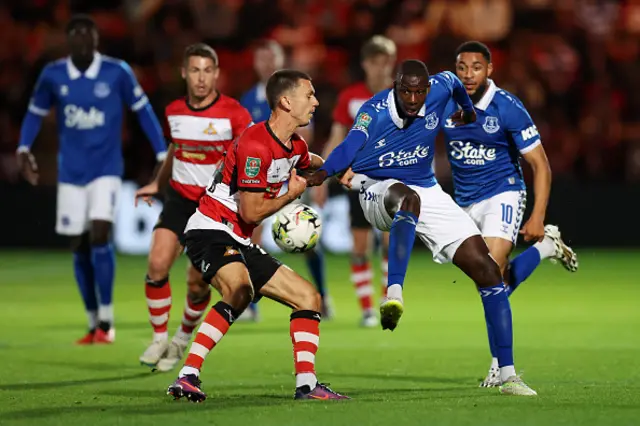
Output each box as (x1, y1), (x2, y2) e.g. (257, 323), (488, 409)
(2, 0), (640, 250)
(0, 0), (639, 248)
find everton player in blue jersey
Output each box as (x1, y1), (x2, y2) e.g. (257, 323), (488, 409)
(444, 41), (578, 387)
(240, 40), (332, 321)
(16, 15), (167, 344)
(306, 59), (537, 396)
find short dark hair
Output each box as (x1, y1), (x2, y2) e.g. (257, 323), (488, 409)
(266, 69), (312, 110)
(66, 14), (97, 34)
(361, 35), (397, 61)
(397, 59), (430, 80)
(183, 43), (219, 67)
(455, 41), (491, 62)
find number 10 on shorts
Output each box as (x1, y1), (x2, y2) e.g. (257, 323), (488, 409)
(501, 203), (513, 225)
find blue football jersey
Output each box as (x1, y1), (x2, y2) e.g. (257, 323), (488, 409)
(347, 71), (472, 187)
(442, 80), (541, 206)
(27, 54), (152, 185)
(240, 83), (271, 123)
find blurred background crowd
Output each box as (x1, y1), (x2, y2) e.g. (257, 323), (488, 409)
(1, 0), (639, 187)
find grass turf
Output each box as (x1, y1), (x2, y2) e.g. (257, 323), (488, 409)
(0, 249), (638, 425)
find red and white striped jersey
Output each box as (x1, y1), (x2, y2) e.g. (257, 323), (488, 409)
(185, 121), (311, 244)
(165, 94), (253, 201)
(332, 82), (375, 127)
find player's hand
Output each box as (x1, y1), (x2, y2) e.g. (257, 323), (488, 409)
(520, 215), (545, 242)
(17, 151), (39, 186)
(338, 167), (355, 189)
(304, 169), (328, 187)
(288, 168), (308, 199)
(449, 108), (476, 127)
(311, 183), (328, 208)
(135, 181), (160, 207)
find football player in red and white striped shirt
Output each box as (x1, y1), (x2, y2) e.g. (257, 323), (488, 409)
(135, 43), (252, 371)
(166, 70), (348, 402)
(319, 36), (396, 327)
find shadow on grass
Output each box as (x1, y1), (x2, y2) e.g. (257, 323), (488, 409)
(0, 372), (152, 391)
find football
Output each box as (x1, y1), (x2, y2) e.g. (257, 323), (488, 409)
(271, 203), (322, 253)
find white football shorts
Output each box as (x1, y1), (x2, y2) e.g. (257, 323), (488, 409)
(462, 190), (527, 246)
(56, 176), (122, 236)
(359, 177), (481, 263)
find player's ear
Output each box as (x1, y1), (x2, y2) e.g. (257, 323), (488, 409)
(280, 94), (292, 112)
(487, 62), (494, 78)
(213, 67), (220, 79)
(180, 67), (186, 80)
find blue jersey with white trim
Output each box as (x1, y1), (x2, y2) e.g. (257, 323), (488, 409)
(346, 72), (472, 187)
(442, 80), (540, 206)
(240, 83), (271, 123)
(27, 54), (152, 185)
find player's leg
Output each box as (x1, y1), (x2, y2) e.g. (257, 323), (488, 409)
(359, 180), (420, 331)
(256, 256), (348, 400)
(155, 263), (211, 372)
(235, 223), (264, 322)
(304, 247), (333, 318)
(452, 237), (536, 396)
(57, 182), (97, 344)
(86, 176), (121, 343)
(380, 231), (390, 301)
(348, 190), (376, 326)
(139, 227), (182, 366)
(168, 230), (254, 402)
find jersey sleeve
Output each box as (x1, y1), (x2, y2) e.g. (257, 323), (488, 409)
(28, 66), (54, 116)
(435, 71), (474, 112)
(235, 137), (272, 192)
(231, 106), (254, 139)
(332, 89), (353, 126)
(295, 138), (311, 170)
(349, 105), (378, 140)
(118, 61), (149, 112)
(503, 99), (541, 154)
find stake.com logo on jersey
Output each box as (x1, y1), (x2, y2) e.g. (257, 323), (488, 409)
(378, 145), (430, 167)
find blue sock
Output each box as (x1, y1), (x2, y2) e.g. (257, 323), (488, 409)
(91, 243), (116, 310)
(305, 248), (326, 297)
(485, 313), (499, 360)
(507, 246), (541, 296)
(479, 284), (513, 367)
(387, 210), (418, 288)
(73, 251), (98, 328)
(249, 302), (259, 313)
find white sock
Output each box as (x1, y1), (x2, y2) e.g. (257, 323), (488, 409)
(386, 284), (403, 301)
(87, 310), (98, 330)
(178, 366), (199, 378)
(173, 328), (192, 344)
(98, 304), (114, 325)
(491, 357), (499, 370)
(500, 365), (516, 382)
(533, 237), (556, 260)
(154, 331), (169, 342)
(296, 372), (317, 389)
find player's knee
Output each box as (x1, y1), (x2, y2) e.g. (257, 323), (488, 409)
(187, 275), (209, 299)
(219, 279), (254, 310)
(90, 221), (111, 246)
(385, 183), (420, 218)
(294, 286), (322, 313)
(473, 255), (502, 288)
(147, 256), (172, 281)
(400, 191), (421, 216)
(71, 232), (90, 253)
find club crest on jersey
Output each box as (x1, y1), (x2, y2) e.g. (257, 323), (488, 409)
(94, 82), (110, 98)
(482, 116), (500, 134)
(425, 112), (439, 130)
(203, 122), (218, 135)
(245, 157), (261, 178)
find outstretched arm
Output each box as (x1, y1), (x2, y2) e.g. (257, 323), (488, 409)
(520, 144), (551, 242)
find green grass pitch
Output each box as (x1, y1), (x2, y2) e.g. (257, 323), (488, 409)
(0, 249), (639, 425)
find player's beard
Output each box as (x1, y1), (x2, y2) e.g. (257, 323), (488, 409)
(469, 81), (488, 105)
